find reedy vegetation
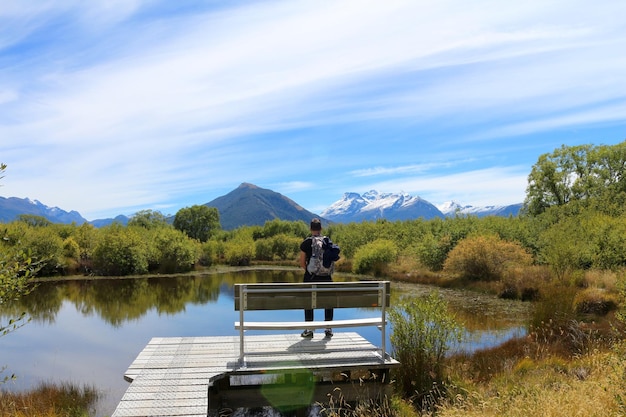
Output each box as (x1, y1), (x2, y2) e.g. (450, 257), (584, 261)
(0, 383), (99, 417)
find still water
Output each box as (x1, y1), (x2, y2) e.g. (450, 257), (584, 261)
(0, 269), (531, 416)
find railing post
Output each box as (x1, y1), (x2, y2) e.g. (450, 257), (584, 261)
(311, 283), (317, 309)
(239, 285), (246, 365)
(380, 282), (387, 362)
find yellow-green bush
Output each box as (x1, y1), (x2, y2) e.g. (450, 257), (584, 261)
(21, 226), (64, 275)
(198, 240), (217, 266)
(443, 234), (533, 281)
(254, 234), (300, 261)
(223, 237), (255, 266)
(92, 224), (148, 275)
(352, 239), (398, 276)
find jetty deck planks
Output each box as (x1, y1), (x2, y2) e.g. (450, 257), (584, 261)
(112, 332), (399, 417)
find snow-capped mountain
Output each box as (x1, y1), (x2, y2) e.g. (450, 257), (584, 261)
(0, 187), (523, 227)
(437, 201), (523, 218)
(321, 190), (444, 222)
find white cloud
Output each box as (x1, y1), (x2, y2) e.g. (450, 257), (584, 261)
(1, 0), (625, 219)
(367, 167), (530, 207)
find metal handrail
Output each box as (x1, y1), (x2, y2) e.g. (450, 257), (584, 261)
(241, 286), (382, 294)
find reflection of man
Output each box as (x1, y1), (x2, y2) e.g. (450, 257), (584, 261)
(299, 218), (333, 339)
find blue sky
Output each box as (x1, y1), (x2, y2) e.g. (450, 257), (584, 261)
(1, 1), (625, 221)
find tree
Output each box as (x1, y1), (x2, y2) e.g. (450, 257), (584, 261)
(173, 205), (220, 242)
(524, 142), (626, 216)
(17, 214), (52, 227)
(128, 210), (169, 229)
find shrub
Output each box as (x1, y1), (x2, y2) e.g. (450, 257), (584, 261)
(352, 239), (398, 276)
(389, 292), (463, 409)
(199, 241), (217, 266)
(270, 234), (301, 261)
(499, 265), (550, 301)
(573, 287), (619, 316)
(415, 233), (453, 271)
(62, 237), (80, 259)
(443, 234), (533, 281)
(22, 226), (64, 276)
(254, 238), (273, 261)
(152, 228), (199, 273)
(254, 234), (300, 261)
(223, 237), (255, 266)
(92, 224), (148, 275)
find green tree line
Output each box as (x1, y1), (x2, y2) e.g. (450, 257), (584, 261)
(1, 141), (626, 285)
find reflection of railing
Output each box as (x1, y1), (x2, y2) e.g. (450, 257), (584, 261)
(234, 281), (391, 365)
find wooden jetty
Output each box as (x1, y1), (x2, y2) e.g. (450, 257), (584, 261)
(112, 332), (400, 416)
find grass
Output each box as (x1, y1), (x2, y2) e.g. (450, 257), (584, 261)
(436, 344), (626, 417)
(317, 389), (419, 417)
(0, 382), (99, 417)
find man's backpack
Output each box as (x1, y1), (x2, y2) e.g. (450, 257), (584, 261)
(306, 235), (341, 276)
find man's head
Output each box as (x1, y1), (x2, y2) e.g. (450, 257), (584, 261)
(310, 218), (322, 233)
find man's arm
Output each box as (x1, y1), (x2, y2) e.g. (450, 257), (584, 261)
(299, 251), (307, 269)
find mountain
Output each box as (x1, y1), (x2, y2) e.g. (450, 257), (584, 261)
(0, 186), (523, 228)
(90, 215), (130, 227)
(321, 190), (444, 222)
(0, 196), (88, 224)
(204, 182), (322, 230)
(437, 201), (523, 217)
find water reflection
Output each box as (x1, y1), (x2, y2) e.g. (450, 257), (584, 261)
(2, 270), (304, 327)
(0, 269), (531, 417)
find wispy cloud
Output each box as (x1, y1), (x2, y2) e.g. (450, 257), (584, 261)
(368, 166), (530, 207)
(1, 0), (624, 219)
(351, 162), (464, 178)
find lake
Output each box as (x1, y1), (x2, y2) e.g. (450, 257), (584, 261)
(0, 268), (531, 416)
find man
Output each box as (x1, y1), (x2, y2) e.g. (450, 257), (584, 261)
(299, 218), (333, 338)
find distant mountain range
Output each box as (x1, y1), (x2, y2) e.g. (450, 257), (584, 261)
(321, 190), (443, 222)
(321, 191), (522, 222)
(436, 200), (524, 218)
(0, 184), (522, 229)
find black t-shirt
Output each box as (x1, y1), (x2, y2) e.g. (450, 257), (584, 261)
(300, 236), (313, 263)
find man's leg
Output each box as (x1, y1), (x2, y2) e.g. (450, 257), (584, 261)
(301, 272), (314, 337)
(318, 275), (334, 337)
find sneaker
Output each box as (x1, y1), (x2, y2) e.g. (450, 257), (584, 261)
(324, 328), (333, 338)
(301, 329), (313, 338)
